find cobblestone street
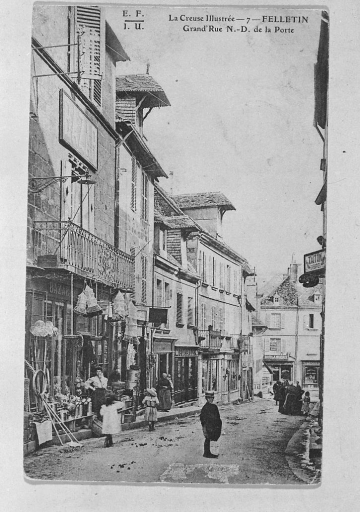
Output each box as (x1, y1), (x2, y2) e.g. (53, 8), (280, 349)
(24, 398), (315, 485)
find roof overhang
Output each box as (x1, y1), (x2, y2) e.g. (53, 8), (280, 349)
(117, 122), (167, 178)
(106, 22), (130, 62)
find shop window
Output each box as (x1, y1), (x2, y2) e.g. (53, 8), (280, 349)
(176, 293), (183, 326)
(304, 365), (319, 386)
(208, 359), (218, 391)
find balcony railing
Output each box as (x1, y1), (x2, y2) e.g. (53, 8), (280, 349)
(32, 221), (134, 290)
(198, 329), (222, 350)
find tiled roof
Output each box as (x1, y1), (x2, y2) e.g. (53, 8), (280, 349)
(162, 215), (196, 230)
(260, 274), (324, 308)
(172, 192), (236, 211)
(116, 75), (170, 107)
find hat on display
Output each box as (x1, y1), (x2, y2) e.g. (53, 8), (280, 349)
(205, 390), (215, 398)
(146, 388), (157, 397)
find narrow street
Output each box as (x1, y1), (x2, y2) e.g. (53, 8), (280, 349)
(24, 398), (311, 485)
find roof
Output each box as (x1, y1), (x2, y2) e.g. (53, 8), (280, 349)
(116, 75), (170, 108)
(106, 22), (130, 62)
(260, 274), (324, 308)
(172, 192), (236, 211)
(161, 215), (197, 230)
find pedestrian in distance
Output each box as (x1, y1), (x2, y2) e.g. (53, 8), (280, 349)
(142, 388), (159, 431)
(301, 391), (311, 415)
(273, 380), (282, 405)
(100, 394), (124, 448)
(200, 390), (222, 458)
(157, 373), (172, 411)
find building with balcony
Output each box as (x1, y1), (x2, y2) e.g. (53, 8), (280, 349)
(258, 261), (323, 399)
(115, 74), (170, 394)
(26, 5), (134, 403)
(172, 192), (254, 404)
(152, 185), (200, 403)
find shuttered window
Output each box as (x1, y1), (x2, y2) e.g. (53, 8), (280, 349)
(187, 297), (194, 326)
(131, 157), (137, 211)
(212, 257), (217, 287)
(156, 279), (162, 307)
(176, 294), (183, 325)
(201, 303), (206, 330)
(141, 172), (149, 221)
(141, 255), (147, 304)
(76, 6), (102, 107)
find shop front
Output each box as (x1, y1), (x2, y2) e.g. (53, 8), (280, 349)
(174, 345), (198, 404)
(264, 354), (294, 383)
(153, 335), (176, 389)
(302, 360), (320, 399)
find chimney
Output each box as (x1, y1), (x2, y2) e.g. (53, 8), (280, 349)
(289, 262), (298, 284)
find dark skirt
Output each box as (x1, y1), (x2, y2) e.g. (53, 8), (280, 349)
(158, 387), (172, 411)
(93, 388), (106, 418)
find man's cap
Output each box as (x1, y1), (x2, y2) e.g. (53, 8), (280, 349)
(205, 390), (214, 398)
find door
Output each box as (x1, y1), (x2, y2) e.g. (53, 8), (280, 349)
(174, 357), (186, 403)
(186, 357), (197, 401)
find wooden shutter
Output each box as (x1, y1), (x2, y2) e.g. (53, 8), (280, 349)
(188, 297), (193, 326)
(281, 338), (286, 354)
(265, 313), (270, 328)
(76, 6), (102, 107)
(176, 294), (183, 324)
(131, 157), (137, 211)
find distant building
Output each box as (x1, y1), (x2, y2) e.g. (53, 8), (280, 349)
(258, 261), (323, 399)
(172, 192), (254, 404)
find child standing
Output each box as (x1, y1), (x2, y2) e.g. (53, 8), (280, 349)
(301, 391), (311, 415)
(100, 394), (124, 447)
(142, 388), (159, 431)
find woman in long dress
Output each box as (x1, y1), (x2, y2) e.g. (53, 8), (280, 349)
(157, 373), (172, 411)
(142, 388), (159, 431)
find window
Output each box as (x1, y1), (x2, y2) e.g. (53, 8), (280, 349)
(304, 365), (319, 386)
(212, 257), (217, 287)
(161, 229), (167, 251)
(219, 308), (224, 332)
(164, 283), (170, 308)
(76, 6), (103, 107)
(226, 265), (231, 292)
(141, 172), (149, 221)
(211, 306), (217, 330)
(187, 297), (194, 326)
(176, 294), (183, 326)
(304, 313), (317, 330)
(270, 338), (281, 351)
(273, 294), (280, 305)
(61, 160), (95, 233)
(202, 252), (207, 282)
(141, 255), (147, 304)
(156, 279), (162, 307)
(201, 303), (207, 330)
(309, 314), (314, 329)
(219, 262), (224, 289)
(270, 313), (281, 329)
(131, 158), (137, 211)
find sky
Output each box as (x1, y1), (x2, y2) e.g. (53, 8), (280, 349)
(106, 5), (324, 279)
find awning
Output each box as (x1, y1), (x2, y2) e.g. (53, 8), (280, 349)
(263, 361), (273, 374)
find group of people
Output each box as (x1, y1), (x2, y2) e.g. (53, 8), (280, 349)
(86, 368), (222, 457)
(273, 380), (311, 416)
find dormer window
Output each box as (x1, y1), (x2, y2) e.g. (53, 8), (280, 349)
(160, 228), (167, 252)
(314, 292), (322, 304)
(273, 293), (280, 305)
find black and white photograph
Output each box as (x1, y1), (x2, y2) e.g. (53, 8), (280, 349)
(1, 0), (360, 508)
(22, 3), (328, 485)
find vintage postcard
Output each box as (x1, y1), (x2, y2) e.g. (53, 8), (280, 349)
(23, 3), (328, 486)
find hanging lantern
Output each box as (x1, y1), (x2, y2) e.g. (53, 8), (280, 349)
(74, 291), (87, 315)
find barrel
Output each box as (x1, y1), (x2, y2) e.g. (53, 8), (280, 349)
(126, 368), (140, 390)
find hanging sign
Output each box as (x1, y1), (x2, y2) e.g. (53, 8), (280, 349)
(303, 249), (326, 275)
(59, 89), (98, 170)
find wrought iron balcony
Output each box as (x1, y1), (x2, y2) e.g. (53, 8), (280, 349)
(32, 220), (134, 290)
(197, 329), (222, 350)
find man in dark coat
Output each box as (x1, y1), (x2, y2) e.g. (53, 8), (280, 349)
(200, 391), (222, 458)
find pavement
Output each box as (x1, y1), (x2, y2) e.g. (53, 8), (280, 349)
(24, 397), (321, 485)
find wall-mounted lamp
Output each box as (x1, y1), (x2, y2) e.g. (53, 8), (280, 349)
(29, 172), (96, 193)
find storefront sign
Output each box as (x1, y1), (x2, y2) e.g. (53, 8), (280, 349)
(175, 346), (197, 357)
(154, 340), (172, 353)
(265, 354), (288, 360)
(304, 249), (326, 275)
(59, 90), (98, 170)
(48, 281), (71, 299)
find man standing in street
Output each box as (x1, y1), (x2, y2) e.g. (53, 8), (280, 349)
(200, 390), (222, 458)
